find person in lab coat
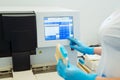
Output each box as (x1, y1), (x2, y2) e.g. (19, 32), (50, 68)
(57, 10), (120, 80)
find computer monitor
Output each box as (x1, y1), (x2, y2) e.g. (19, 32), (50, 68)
(36, 7), (80, 47)
(44, 16), (74, 40)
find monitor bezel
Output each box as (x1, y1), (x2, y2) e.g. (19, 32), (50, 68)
(36, 11), (80, 47)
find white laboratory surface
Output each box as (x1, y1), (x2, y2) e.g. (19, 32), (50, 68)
(12, 70), (36, 80)
(0, 71), (63, 80)
(35, 72), (63, 80)
(0, 78), (13, 80)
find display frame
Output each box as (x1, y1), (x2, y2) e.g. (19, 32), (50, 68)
(36, 11), (80, 47)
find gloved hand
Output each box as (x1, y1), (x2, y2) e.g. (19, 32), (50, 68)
(68, 37), (94, 55)
(57, 59), (97, 80)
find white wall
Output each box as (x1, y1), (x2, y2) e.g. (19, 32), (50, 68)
(0, 0), (120, 45)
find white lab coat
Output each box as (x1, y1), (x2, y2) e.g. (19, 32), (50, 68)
(97, 10), (120, 77)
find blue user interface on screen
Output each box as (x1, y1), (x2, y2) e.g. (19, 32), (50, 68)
(44, 16), (74, 40)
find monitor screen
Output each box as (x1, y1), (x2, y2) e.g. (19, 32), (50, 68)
(44, 16), (74, 40)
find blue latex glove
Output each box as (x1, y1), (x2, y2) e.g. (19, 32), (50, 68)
(57, 59), (97, 80)
(68, 37), (94, 55)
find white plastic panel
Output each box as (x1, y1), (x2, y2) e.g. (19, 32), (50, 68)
(36, 10), (80, 47)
